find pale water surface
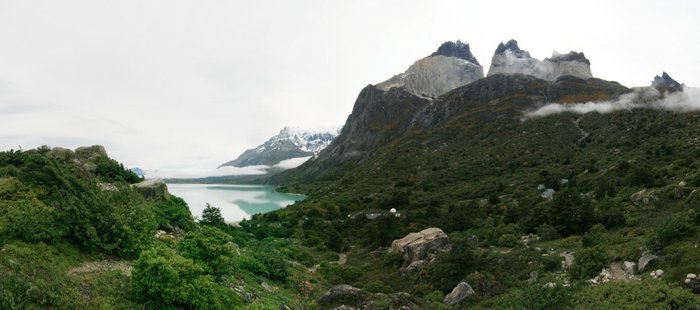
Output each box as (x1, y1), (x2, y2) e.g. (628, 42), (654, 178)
(166, 183), (305, 222)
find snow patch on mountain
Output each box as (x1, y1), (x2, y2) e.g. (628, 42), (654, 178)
(219, 126), (341, 168)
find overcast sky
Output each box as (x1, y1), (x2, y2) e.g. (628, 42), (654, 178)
(1, 0), (698, 177)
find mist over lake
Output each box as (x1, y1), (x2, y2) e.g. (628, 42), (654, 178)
(166, 183), (305, 222)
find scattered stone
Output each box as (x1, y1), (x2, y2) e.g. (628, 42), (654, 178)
(261, 281), (275, 292)
(443, 282), (475, 306)
(389, 228), (450, 265)
(527, 271), (539, 284)
(687, 273), (697, 279)
(651, 269), (665, 279)
(679, 181), (688, 187)
(97, 182), (118, 191)
(638, 254), (658, 272)
(520, 234), (540, 246)
(331, 306), (357, 310)
(590, 268), (613, 284)
(560, 252), (575, 269)
(631, 189), (658, 206)
(338, 253), (347, 265)
(543, 282), (557, 288)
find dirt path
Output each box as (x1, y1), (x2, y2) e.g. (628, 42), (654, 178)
(573, 117), (590, 144)
(68, 260), (132, 277)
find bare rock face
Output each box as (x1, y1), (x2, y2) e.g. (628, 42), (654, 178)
(321, 85), (429, 161)
(389, 228), (450, 264)
(133, 178), (170, 201)
(487, 39), (592, 81)
(443, 282), (475, 306)
(652, 72), (683, 92)
(377, 41), (484, 99)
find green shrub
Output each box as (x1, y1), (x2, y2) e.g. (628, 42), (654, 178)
(497, 234), (519, 247)
(572, 280), (700, 309)
(536, 224), (560, 241)
(153, 196), (196, 231)
(569, 246), (608, 280)
(320, 264), (362, 285)
(364, 280), (392, 293)
(131, 246), (241, 309)
(178, 226), (237, 279)
(650, 211), (695, 249)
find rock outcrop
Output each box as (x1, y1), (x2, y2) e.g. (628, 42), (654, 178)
(377, 40), (484, 99)
(652, 72), (684, 92)
(487, 39), (592, 81)
(443, 282), (475, 306)
(389, 228), (450, 265)
(133, 178), (170, 201)
(638, 253), (658, 272)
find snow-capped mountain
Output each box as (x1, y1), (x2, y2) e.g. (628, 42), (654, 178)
(219, 126), (341, 168)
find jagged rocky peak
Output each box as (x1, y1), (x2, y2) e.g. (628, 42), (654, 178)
(430, 40), (480, 65)
(376, 40), (484, 99)
(547, 51), (591, 65)
(487, 39), (592, 81)
(652, 72), (683, 92)
(495, 39), (531, 58)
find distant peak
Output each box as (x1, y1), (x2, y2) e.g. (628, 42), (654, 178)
(547, 51), (591, 65)
(430, 40), (480, 65)
(652, 72), (683, 91)
(494, 39), (531, 58)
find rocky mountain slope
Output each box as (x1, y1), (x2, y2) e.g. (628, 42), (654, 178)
(220, 126), (340, 167)
(377, 41), (484, 99)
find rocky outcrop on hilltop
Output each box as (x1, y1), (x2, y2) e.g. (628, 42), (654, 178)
(652, 72), (684, 92)
(377, 41), (484, 99)
(133, 178), (170, 201)
(487, 39), (592, 81)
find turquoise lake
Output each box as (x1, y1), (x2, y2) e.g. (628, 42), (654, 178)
(166, 183), (305, 222)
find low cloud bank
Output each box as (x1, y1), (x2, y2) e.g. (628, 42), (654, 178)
(523, 87), (700, 120)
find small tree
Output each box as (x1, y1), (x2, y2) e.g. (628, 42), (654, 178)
(200, 203), (226, 227)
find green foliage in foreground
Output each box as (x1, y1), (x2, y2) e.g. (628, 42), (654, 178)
(132, 246), (242, 309)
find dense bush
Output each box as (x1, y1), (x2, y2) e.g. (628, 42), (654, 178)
(649, 211), (696, 250)
(569, 246), (608, 280)
(320, 263), (362, 285)
(178, 226), (237, 279)
(573, 280), (700, 308)
(549, 190), (594, 236)
(153, 197), (196, 232)
(131, 247), (241, 309)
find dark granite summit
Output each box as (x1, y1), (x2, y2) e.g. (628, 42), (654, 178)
(431, 40), (480, 65)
